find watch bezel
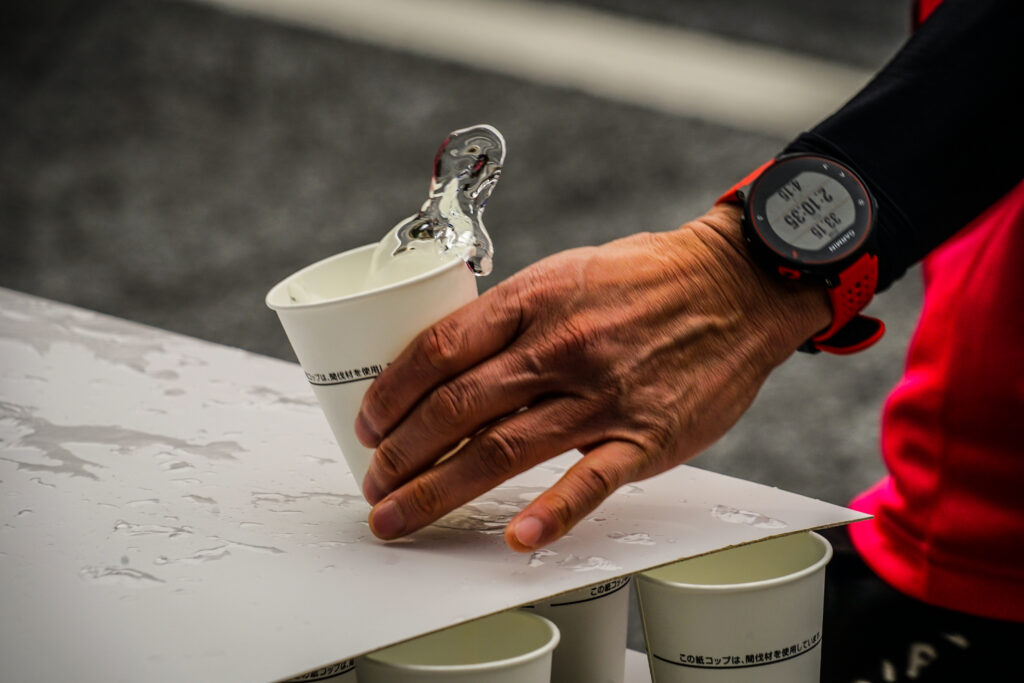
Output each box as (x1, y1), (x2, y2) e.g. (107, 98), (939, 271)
(742, 154), (875, 276)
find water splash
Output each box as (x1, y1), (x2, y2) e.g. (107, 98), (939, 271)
(528, 548), (558, 568)
(113, 520), (193, 538)
(251, 491), (365, 514)
(79, 565), (165, 585)
(364, 124), (505, 288)
(555, 554), (623, 572)
(607, 531), (655, 545)
(710, 504), (787, 529)
(433, 487), (546, 534)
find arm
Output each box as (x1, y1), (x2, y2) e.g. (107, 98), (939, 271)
(787, 0), (1022, 291)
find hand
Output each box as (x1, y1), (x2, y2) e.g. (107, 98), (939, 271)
(355, 204), (830, 551)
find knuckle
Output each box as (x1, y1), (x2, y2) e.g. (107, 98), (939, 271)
(404, 476), (448, 521)
(373, 438), (409, 483)
(576, 462), (619, 501)
(544, 490), (578, 529)
(424, 382), (473, 431)
(475, 429), (526, 479)
(421, 318), (466, 373)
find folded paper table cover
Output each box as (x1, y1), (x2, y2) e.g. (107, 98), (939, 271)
(0, 288), (867, 682)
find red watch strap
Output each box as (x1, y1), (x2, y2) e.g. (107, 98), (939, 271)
(807, 253), (885, 354)
(715, 160), (774, 205)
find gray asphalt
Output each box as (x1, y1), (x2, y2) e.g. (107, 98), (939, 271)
(2, 0), (920, 656)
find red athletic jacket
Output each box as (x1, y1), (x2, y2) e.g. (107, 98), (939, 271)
(779, 0), (1023, 621)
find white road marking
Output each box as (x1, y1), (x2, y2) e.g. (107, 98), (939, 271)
(199, 0), (875, 138)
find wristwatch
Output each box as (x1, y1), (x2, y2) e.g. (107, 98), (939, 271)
(717, 154), (885, 354)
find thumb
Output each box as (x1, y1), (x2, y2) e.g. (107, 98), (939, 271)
(505, 441), (643, 552)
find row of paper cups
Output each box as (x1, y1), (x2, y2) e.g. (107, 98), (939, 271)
(285, 531), (832, 683)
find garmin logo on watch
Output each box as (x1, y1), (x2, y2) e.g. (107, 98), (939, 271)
(827, 229), (856, 254)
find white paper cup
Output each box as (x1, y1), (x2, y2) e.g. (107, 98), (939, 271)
(637, 531), (832, 683)
(356, 611), (560, 683)
(522, 575), (631, 683)
(266, 244), (478, 486)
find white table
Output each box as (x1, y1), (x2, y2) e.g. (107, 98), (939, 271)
(0, 288), (866, 681)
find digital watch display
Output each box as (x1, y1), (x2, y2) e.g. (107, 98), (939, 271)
(716, 153), (885, 354)
(742, 155), (875, 279)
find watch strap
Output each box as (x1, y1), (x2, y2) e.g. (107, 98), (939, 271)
(715, 160), (773, 205)
(801, 252), (885, 354)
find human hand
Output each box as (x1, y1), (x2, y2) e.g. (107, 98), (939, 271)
(355, 204), (831, 551)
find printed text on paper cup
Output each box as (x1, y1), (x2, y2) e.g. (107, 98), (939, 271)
(305, 364), (387, 386)
(655, 631), (821, 669)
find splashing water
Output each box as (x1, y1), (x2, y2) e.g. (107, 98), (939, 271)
(364, 124), (506, 289)
(710, 504), (787, 529)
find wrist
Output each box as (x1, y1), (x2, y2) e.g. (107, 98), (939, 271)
(689, 204), (832, 362)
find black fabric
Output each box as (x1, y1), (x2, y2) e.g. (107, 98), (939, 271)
(783, 0), (1023, 292)
(819, 526), (1024, 682)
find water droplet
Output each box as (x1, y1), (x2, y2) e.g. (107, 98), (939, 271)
(79, 565), (164, 585)
(555, 554), (623, 572)
(113, 520), (193, 538)
(607, 531), (655, 545)
(709, 505), (787, 529)
(528, 548), (558, 568)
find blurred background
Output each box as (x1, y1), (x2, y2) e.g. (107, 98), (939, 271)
(2, 0), (920, 652)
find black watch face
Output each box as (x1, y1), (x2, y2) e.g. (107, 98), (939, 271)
(746, 156), (874, 267)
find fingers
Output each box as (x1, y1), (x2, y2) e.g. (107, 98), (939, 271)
(367, 399), (594, 540)
(361, 346), (557, 503)
(505, 440), (643, 552)
(355, 285), (523, 447)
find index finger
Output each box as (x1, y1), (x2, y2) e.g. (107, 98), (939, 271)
(355, 283), (523, 447)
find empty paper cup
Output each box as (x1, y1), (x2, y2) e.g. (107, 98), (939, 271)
(522, 576), (631, 683)
(266, 244), (478, 486)
(637, 531), (832, 683)
(356, 611), (559, 683)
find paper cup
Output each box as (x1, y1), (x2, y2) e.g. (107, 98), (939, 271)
(266, 244), (478, 486)
(522, 575), (631, 683)
(637, 531), (832, 683)
(356, 611), (559, 683)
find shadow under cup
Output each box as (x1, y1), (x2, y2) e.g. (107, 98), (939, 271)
(637, 531), (833, 683)
(266, 244), (478, 486)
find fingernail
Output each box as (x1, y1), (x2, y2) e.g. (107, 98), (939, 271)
(513, 516), (545, 549)
(362, 473), (384, 505)
(355, 412), (381, 447)
(370, 499), (406, 538)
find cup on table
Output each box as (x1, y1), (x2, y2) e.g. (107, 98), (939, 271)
(637, 531), (833, 683)
(522, 575), (632, 683)
(266, 244), (478, 487)
(356, 610), (560, 683)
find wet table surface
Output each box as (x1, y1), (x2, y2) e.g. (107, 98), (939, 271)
(0, 288), (866, 682)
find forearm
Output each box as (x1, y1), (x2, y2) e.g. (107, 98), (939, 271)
(783, 0), (1022, 291)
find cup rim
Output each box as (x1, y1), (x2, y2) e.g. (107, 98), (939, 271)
(360, 612), (560, 674)
(637, 531), (833, 594)
(265, 243), (468, 311)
